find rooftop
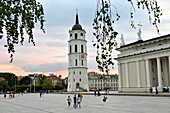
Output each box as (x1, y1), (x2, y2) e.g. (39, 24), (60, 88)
(116, 34), (170, 51)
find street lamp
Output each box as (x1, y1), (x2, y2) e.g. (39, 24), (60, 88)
(30, 78), (31, 93)
(34, 77), (35, 93)
(15, 77), (16, 93)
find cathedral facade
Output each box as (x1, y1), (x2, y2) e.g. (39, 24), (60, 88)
(116, 34), (170, 93)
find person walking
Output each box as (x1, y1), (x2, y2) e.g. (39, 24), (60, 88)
(156, 88), (159, 94)
(94, 88), (97, 96)
(107, 89), (110, 93)
(4, 93), (6, 98)
(97, 89), (100, 96)
(73, 95), (77, 108)
(40, 91), (42, 98)
(77, 94), (82, 108)
(67, 96), (72, 108)
(13, 92), (15, 98)
(9, 92), (12, 98)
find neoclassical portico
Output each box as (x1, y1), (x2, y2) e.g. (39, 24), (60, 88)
(116, 34), (170, 93)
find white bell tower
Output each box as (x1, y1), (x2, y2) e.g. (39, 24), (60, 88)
(67, 11), (89, 92)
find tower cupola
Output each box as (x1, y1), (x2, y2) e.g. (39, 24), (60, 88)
(72, 11), (82, 30)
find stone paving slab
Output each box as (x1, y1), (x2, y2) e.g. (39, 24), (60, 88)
(0, 93), (170, 113)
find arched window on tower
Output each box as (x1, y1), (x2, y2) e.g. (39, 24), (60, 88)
(75, 59), (78, 66)
(75, 45), (77, 52)
(70, 45), (72, 53)
(81, 45), (84, 53)
(85, 46), (87, 53)
(75, 33), (78, 39)
(70, 59), (71, 66)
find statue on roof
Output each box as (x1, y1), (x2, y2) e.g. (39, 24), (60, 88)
(120, 34), (125, 46)
(137, 22), (142, 41)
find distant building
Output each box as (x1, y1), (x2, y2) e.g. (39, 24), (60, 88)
(46, 75), (58, 85)
(88, 72), (118, 91)
(64, 77), (68, 86)
(28, 73), (39, 85)
(17, 76), (23, 81)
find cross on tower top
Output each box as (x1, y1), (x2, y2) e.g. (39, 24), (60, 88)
(76, 9), (78, 15)
(138, 22), (142, 30)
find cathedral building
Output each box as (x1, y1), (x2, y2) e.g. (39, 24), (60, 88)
(116, 25), (170, 93)
(67, 11), (89, 92)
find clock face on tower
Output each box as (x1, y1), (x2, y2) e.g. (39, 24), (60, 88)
(81, 54), (84, 59)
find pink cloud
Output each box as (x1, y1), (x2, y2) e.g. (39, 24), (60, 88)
(0, 65), (32, 76)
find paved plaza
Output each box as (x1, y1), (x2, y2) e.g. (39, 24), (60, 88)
(0, 93), (170, 113)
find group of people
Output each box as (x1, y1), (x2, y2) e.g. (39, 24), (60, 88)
(149, 87), (159, 94)
(67, 93), (83, 108)
(4, 92), (15, 98)
(94, 88), (100, 96)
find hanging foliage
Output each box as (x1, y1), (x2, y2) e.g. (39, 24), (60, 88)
(0, 0), (45, 62)
(92, 0), (118, 74)
(92, 0), (162, 74)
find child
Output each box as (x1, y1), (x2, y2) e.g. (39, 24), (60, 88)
(67, 96), (72, 108)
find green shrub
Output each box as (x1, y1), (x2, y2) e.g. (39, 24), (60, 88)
(54, 85), (63, 90)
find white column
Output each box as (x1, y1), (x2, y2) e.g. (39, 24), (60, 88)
(157, 57), (163, 88)
(125, 63), (129, 87)
(136, 60), (141, 87)
(145, 59), (151, 87)
(118, 63), (122, 88)
(164, 58), (169, 86)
